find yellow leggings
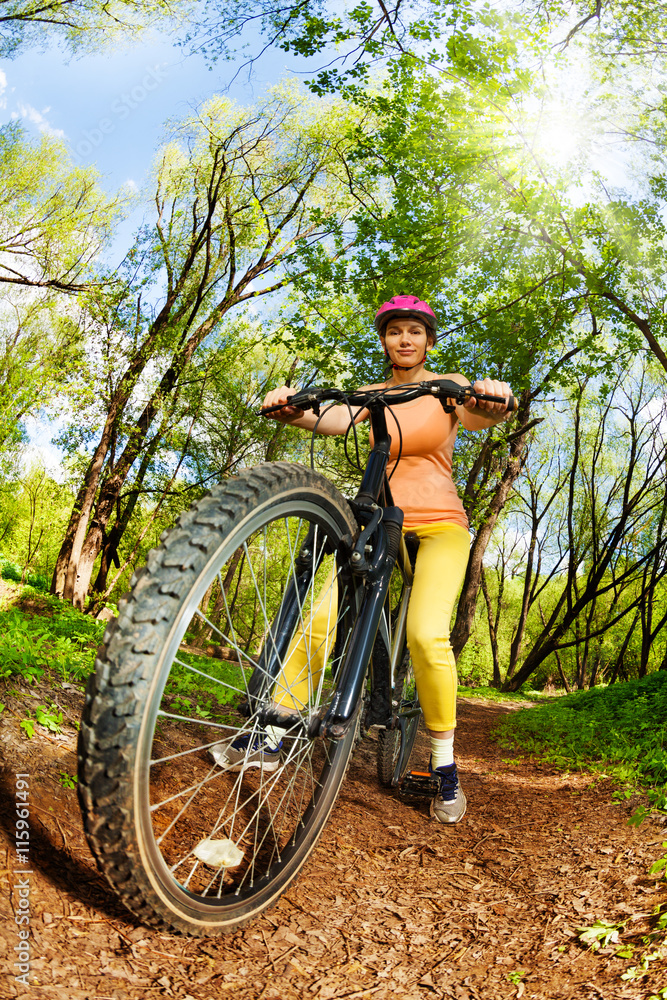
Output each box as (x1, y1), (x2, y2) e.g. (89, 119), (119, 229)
(272, 563), (339, 713)
(273, 522), (470, 732)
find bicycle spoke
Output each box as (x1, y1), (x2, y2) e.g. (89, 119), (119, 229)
(79, 463), (363, 934)
(147, 507), (357, 897)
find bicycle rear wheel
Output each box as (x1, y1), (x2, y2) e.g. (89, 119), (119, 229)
(376, 542), (420, 787)
(78, 463), (362, 935)
(376, 651), (420, 786)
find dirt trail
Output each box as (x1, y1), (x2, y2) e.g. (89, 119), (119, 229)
(1, 689), (666, 1000)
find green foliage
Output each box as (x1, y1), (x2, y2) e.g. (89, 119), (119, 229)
(34, 704), (63, 732)
(0, 122), (121, 289)
(0, 1), (193, 57)
(577, 919), (624, 950)
(0, 593), (105, 685)
(0, 555), (48, 590)
(19, 703), (63, 737)
(649, 844), (667, 878)
(0, 126), (120, 478)
(19, 717), (34, 738)
(0, 468), (77, 589)
(496, 672), (667, 803)
(621, 949), (665, 982)
(0, 558), (21, 583)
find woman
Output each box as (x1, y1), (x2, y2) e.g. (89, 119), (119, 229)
(217, 295), (513, 825)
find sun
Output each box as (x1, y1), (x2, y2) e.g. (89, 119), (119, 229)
(529, 100), (587, 168)
(539, 114), (581, 161)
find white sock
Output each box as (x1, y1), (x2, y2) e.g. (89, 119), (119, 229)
(264, 725), (286, 750)
(430, 735), (455, 770)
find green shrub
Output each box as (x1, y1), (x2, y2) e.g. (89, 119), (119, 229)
(0, 557), (48, 590)
(496, 672), (667, 807)
(1, 560), (21, 583)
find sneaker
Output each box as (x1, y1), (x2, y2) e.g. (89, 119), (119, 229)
(429, 761), (467, 824)
(209, 733), (283, 773)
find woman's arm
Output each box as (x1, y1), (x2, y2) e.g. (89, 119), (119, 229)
(261, 385), (367, 436)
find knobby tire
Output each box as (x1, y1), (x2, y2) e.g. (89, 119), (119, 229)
(78, 463), (362, 936)
(376, 650), (419, 787)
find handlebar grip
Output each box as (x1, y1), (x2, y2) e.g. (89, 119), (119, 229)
(472, 391), (518, 413)
(259, 394), (315, 417)
(259, 403), (287, 416)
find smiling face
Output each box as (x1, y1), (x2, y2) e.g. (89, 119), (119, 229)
(380, 317), (435, 368)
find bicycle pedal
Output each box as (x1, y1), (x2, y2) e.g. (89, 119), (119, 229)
(397, 770), (439, 800)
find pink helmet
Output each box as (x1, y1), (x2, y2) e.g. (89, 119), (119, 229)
(374, 295), (438, 334)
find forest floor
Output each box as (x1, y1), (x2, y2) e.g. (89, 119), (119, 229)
(1, 646), (666, 998)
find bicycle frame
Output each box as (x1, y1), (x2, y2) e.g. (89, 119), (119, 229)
(252, 400), (410, 740)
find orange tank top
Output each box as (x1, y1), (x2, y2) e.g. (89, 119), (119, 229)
(373, 395), (469, 530)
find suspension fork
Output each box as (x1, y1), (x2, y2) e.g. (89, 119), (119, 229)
(388, 533), (414, 686)
(314, 402), (408, 738)
(316, 506), (404, 739)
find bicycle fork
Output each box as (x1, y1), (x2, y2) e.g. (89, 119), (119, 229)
(315, 506), (405, 738)
(254, 402), (406, 739)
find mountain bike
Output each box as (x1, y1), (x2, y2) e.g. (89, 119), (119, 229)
(77, 378), (515, 936)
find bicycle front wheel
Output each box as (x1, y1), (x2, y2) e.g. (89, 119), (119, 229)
(78, 463), (362, 935)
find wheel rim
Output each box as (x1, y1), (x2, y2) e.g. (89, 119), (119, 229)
(391, 661), (419, 776)
(134, 496), (358, 919)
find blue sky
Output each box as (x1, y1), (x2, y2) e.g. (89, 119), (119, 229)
(0, 28), (309, 258)
(0, 26), (310, 470)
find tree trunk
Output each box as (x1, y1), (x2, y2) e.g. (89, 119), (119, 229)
(607, 613), (638, 683)
(50, 287), (187, 602)
(552, 647), (571, 694)
(51, 465), (102, 598)
(589, 651), (601, 688)
(506, 525), (538, 680)
(451, 400), (532, 658)
(91, 414), (172, 597)
(63, 296), (236, 609)
(480, 568), (502, 688)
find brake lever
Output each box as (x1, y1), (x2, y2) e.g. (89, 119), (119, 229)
(258, 387), (344, 417)
(426, 380), (517, 413)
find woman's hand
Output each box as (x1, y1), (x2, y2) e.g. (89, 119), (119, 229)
(261, 385), (304, 422)
(464, 378), (514, 417)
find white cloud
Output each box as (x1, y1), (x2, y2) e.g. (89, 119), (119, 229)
(0, 69), (7, 109)
(14, 101), (66, 139)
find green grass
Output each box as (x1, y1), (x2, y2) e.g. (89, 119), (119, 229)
(0, 589), (107, 685)
(165, 650), (244, 709)
(457, 684), (554, 703)
(496, 671), (667, 809)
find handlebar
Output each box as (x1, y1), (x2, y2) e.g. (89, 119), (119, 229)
(259, 379), (518, 417)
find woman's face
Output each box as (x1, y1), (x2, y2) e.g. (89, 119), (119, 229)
(381, 318), (432, 367)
